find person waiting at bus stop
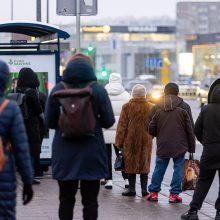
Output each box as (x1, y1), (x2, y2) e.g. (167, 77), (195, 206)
(0, 60), (33, 219)
(45, 54), (115, 220)
(181, 78), (220, 220)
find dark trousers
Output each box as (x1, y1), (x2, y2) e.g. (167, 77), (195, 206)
(190, 168), (220, 210)
(128, 174), (148, 191)
(58, 180), (100, 220)
(31, 153), (41, 177)
(106, 143), (128, 180)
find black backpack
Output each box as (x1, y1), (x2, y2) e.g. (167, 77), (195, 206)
(53, 81), (97, 138)
(7, 89), (30, 119)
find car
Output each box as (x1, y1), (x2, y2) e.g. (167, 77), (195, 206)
(197, 75), (220, 107)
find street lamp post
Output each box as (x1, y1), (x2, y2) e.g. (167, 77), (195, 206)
(11, 0), (13, 20)
(46, 0), (49, 23)
(76, 0), (81, 52)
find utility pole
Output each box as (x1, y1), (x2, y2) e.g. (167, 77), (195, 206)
(11, 0), (13, 20)
(36, 0), (41, 22)
(76, 0), (81, 52)
(46, 0), (49, 23)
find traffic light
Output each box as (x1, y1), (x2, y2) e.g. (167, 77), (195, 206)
(87, 45), (95, 55)
(101, 68), (108, 77)
(97, 67), (110, 80)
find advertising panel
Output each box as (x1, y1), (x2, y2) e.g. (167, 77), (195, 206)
(0, 54), (56, 161)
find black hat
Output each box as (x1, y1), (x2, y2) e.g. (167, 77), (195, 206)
(164, 82), (179, 95)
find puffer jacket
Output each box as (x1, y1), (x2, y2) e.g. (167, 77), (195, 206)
(0, 61), (32, 220)
(148, 95), (195, 158)
(0, 99), (32, 219)
(103, 82), (130, 144)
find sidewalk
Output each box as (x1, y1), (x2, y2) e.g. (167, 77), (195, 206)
(16, 171), (215, 220)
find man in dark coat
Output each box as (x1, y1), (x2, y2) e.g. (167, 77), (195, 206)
(147, 82), (195, 203)
(16, 68), (43, 184)
(181, 78), (220, 220)
(45, 54), (115, 220)
(0, 60), (33, 219)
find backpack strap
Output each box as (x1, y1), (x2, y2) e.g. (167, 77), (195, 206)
(0, 100), (9, 114)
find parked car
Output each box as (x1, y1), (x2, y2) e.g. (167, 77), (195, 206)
(197, 75), (220, 107)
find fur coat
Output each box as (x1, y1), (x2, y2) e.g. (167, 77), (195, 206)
(115, 97), (153, 174)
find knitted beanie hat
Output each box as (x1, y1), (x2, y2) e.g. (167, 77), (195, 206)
(131, 84), (146, 98)
(109, 73), (122, 84)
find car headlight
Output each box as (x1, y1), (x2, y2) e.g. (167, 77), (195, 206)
(151, 91), (162, 100)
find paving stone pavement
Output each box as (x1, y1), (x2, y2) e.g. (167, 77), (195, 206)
(16, 171), (216, 220)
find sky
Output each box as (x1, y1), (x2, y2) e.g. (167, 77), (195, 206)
(0, 0), (218, 25)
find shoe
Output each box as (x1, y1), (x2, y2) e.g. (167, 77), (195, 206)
(169, 193), (182, 203)
(181, 209), (199, 220)
(100, 179), (106, 185)
(122, 189), (136, 197)
(34, 175), (43, 180)
(215, 211), (220, 220)
(141, 189), (149, 197)
(146, 192), (158, 201)
(33, 178), (41, 185)
(125, 179), (129, 189)
(105, 180), (113, 189)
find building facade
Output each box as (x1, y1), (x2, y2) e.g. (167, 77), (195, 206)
(60, 24), (177, 84)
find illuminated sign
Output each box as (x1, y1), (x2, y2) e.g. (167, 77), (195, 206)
(82, 25), (175, 34)
(82, 25), (111, 33)
(128, 26), (157, 33)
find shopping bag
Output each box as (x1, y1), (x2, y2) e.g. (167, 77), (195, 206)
(114, 151), (124, 171)
(182, 153), (200, 191)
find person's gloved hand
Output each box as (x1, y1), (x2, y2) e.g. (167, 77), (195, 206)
(23, 184), (33, 205)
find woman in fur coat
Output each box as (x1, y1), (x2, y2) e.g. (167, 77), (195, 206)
(115, 84), (153, 197)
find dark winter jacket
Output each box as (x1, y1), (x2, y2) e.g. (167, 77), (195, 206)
(195, 83), (220, 169)
(16, 69), (43, 156)
(148, 95), (195, 158)
(45, 58), (115, 180)
(0, 61), (32, 219)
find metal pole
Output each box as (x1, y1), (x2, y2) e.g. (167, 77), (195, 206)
(11, 0), (13, 20)
(36, 0), (41, 22)
(76, 0), (81, 53)
(46, 0), (49, 23)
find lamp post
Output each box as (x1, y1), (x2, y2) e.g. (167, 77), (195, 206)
(76, 0), (81, 52)
(36, 0), (41, 22)
(46, 0), (49, 23)
(11, 0), (13, 20)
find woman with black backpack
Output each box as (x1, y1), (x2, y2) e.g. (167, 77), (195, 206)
(16, 67), (43, 184)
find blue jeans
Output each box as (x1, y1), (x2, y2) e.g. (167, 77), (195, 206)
(148, 154), (185, 194)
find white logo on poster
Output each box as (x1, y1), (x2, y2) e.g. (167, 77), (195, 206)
(83, 0), (93, 6)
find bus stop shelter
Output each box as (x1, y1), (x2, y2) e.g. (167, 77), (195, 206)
(0, 21), (70, 166)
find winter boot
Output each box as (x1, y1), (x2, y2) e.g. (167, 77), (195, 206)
(181, 208), (199, 220)
(122, 174), (136, 197)
(124, 179), (129, 189)
(215, 211), (220, 220)
(140, 174), (149, 197)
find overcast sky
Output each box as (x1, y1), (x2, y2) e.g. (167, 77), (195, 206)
(0, 0), (218, 25)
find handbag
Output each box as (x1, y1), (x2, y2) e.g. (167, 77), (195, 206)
(114, 150), (124, 171)
(182, 153), (200, 191)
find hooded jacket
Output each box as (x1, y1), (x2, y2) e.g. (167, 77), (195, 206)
(45, 58), (115, 180)
(148, 95), (195, 158)
(104, 73), (130, 144)
(194, 82), (220, 169)
(16, 68), (43, 156)
(0, 61), (32, 219)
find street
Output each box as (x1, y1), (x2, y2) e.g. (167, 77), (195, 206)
(16, 99), (218, 220)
